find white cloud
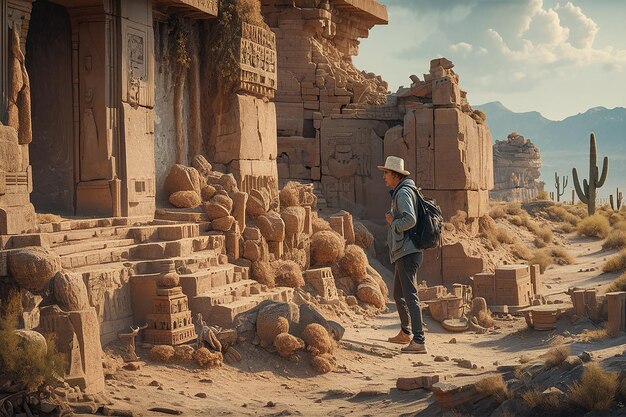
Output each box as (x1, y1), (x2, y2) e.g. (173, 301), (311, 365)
(449, 42), (473, 55)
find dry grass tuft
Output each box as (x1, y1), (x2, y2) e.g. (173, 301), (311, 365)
(607, 272), (626, 293)
(0, 292), (66, 391)
(603, 230), (626, 250)
(450, 210), (468, 230)
(312, 216), (332, 233)
(489, 205), (507, 219)
(522, 388), (563, 410)
(578, 214), (611, 238)
(310, 230), (345, 265)
(544, 345), (570, 368)
(511, 243), (532, 260)
(506, 202), (523, 215)
(545, 206), (582, 226)
(495, 227), (515, 244)
(475, 375), (511, 403)
(530, 249), (552, 273)
(613, 220), (626, 232)
(568, 362), (618, 411)
(550, 247), (575, 265)
(579, 328), (609, 342)
(602, 249), (626, 273)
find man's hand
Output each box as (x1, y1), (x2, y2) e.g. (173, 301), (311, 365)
(385, 212), (393, 225)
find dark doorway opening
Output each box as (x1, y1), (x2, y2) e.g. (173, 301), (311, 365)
(26, 0), (75, 215)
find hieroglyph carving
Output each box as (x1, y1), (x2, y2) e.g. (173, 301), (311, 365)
(238, 22), (277, 98)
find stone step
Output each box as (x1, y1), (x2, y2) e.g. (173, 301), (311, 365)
(190, 279), (261, 310)
(60, 245), (133, 269)
(53, 238), (136, 256)
(178, 265), (239, 297)
(155, 208), (209, 222)
(203, 288), (294, 328)
(119, 223), (201, 243)
(128, 236), (211, 261)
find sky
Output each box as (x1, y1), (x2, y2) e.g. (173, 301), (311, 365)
(353, 0), (626, 121)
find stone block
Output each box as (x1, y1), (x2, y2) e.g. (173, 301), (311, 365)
(397, 375), (440, 391)
(529, 264), (541, 295)
(495, 265), (531, 307)
(304, 267), (337, 301)
(606, 292), (626, 336)
(472, 273), (495, 305)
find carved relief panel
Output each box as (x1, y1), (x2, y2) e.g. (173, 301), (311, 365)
(238, 22), (277, 99)
(121, 21), (154, 108)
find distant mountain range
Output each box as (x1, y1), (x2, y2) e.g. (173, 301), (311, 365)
(475, 101), (626, 201)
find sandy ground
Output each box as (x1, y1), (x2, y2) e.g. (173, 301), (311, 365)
(98, 231), (626, 417)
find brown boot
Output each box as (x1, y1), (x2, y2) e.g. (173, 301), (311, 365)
(401, 340), (427, 354)
(387, 330), (411, 345)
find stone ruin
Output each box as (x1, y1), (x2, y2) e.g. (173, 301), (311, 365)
(491, 132), (544, 202)
(0, 0), (508, 411)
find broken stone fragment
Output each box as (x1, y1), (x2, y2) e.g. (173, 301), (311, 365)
(257, 211), (286, 242)
(212, 215), (235, 232)
(396, 375), (440, 391)
(164, 164), (202, 196)
(54, 271), (90, 311)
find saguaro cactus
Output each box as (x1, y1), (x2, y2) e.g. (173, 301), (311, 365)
(572, 133), (609, 215)
(554, 172), (568, 202)
(610, 188), (622, 211)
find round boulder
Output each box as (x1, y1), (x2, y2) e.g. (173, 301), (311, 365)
(169, 190), (201, 208)
(9, 247), (61, 292)
(54, 271), (90, 311)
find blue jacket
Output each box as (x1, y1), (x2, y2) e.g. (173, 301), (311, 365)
(387, 178), (421, 263)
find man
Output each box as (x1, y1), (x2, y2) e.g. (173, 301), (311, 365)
(378, 156), (426, 354)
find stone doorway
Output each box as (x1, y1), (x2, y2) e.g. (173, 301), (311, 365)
(26, 0), (75, 215)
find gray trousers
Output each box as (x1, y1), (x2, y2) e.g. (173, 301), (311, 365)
(392, 251), (425, 344)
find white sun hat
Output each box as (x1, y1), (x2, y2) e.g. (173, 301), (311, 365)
(377, 156), (410, 176)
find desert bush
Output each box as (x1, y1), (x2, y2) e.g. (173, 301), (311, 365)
(558, 223), (577, 233)
(475, 375), (511, 403)
(311, 353), (336, 374)
(312, 216), (332, 233)
(193, 347), (223, 368)
(533, 237), (547, 248)
(489, 205), (507, 219)
(338, 245), (368, 282)
(310, 230), (345, 265)
(150, 345), (175, 362)
(577, 214), (611, 238)
(536, 190), (550, 200)
(545, 206), (581, 226)
(522, 388), (563, 410)
(507, 215), (524, 227)
(272, 260), (304, 288)
(302, 323), (333, 356)
(550, 247), (575, 265)
(511, 243), (532, 260)
(495, 227), (515, 244)
(279, 181), (301, 207)
(506, 202), (523, 215)
(602, 249), (626, 273)
(568, 362), (618, 411)
(530, 249), (552, 273)
(274, 333), (304, 359)
(544, 345), (570, 368)
(607, 272), (626, 293)
(579, 328), (609, 342)
(613, 220), (626, 232)
(0, 292), (66, 391)
(450, 210), (468, 230)
(535, 228), (554, 244)
(603, 230), (626, 250)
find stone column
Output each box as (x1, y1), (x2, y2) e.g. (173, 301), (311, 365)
(0, 1), (6, 122)
(606, 292), (626, 336)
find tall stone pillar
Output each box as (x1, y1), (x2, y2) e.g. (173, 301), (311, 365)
(0, 1), (6, 122)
